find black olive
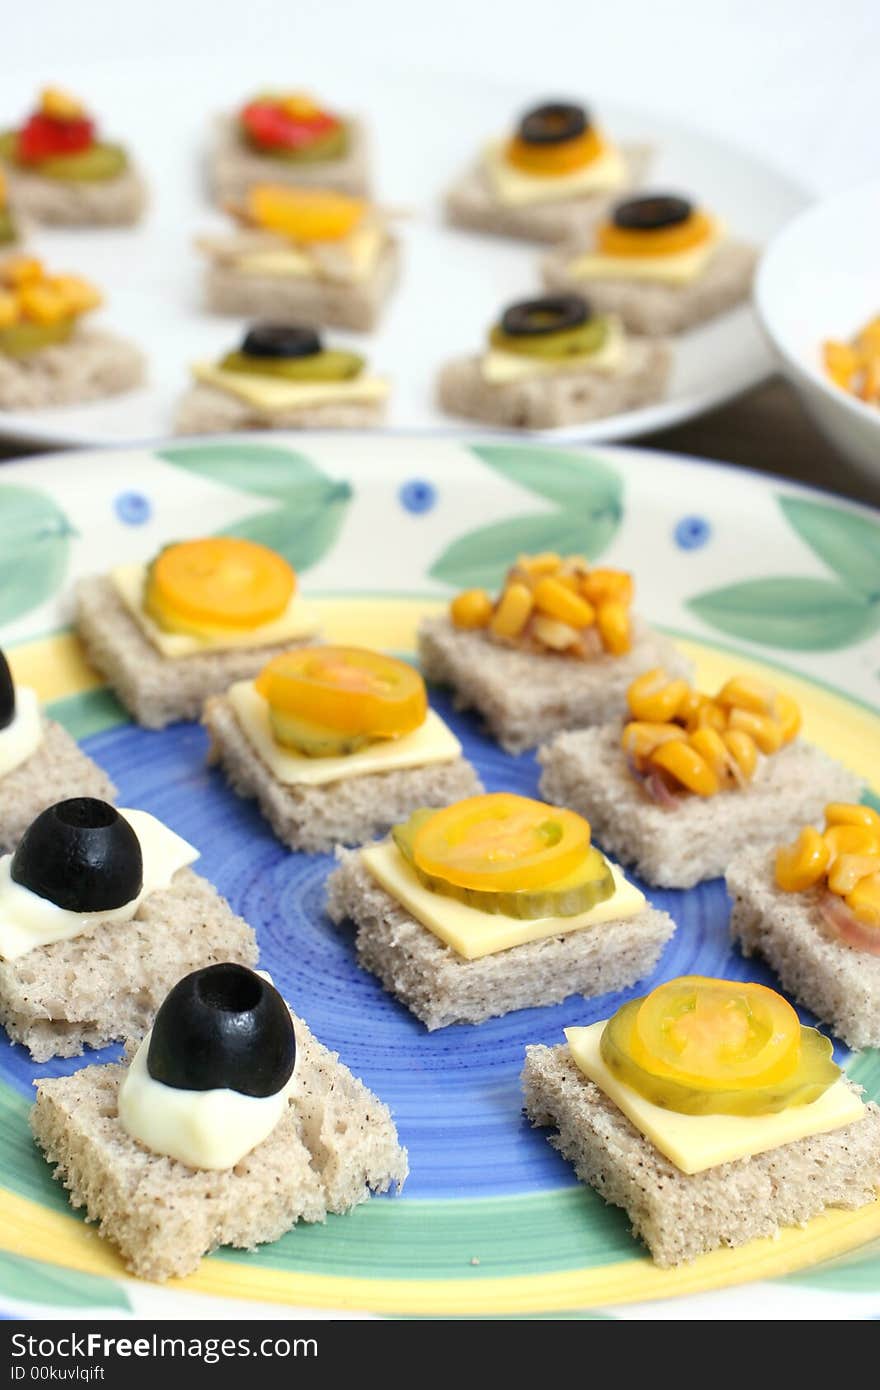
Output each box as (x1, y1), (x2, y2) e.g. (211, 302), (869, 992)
(0, 649), (14, 733)
(501, 294), (590, 338)
(518, 101), (588, 147)
(147, 963), (296, 1098)
(241, 323), (322, 359)
(612, 194), (693, 232)
(11, 798), (143, 913)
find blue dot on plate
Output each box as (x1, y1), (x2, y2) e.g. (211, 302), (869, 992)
(674, 514), (711, 550)
(114, 491), (152, 526)
(398, 478), (437, 515)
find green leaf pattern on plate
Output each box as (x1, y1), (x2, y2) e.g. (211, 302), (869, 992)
(156, 442), (353, 573)
(688, 493), (880, 651)
(0, 484), (74, 626)
(429, 445), (622, 590)
(0, 1250), (130, 1311)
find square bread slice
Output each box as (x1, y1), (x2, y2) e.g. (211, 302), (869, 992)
(207, 113), (371, 205)
(445, 143), (652, 244)
(31, 1007), (407, 1281)
(0, 867), (258, 1062)
(436, 336), (671, 429)
(521, 1041), (880, 1267)
(174, 380), (387, 435)
(202, 237), (400, 332)
(539, 723), (862, 889)
(0, 330), (145, 410)
(203, 692), (483, 853)
(1, 163), (147, 227)
(542, 238), (758, 336)
(0, 719), (116, 854)
(418, 615), (692, 755)
(727, 847), (880, 1050)
(325, 847), (675, 1030)
(74, 575), (314, 730)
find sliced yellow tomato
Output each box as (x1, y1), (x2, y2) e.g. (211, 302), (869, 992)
(627, 976), (802, 1092)
(246, 184), (364, 241)
(597, 209), (714, 259)
(144, 538), (295, 633)
(505, 126), (604, 176)
(255, 646), (426, 739)
(411, 792), (592, 893)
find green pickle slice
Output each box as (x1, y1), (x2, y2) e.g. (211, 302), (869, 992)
(220, 349), (365, 382)
(0, 133), (128, 182)
(242, 124), (349, 164)
(599, 998), (840, 1116)
(489, 317), (608, 360)
(0, 208), (17, 245)
(392, 808), (616, 919)
(0, 319), (75, 358)
(269, 707), (375, 758)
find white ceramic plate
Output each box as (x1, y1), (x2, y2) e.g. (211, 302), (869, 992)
(755, 179), (880, 484)
(0, 55), (809, 447)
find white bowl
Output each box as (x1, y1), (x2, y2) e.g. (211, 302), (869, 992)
(755, 180), (880, 482)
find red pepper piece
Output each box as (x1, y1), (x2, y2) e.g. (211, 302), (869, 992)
(241, 100), (339, 152)
(17, 112), (95, 163)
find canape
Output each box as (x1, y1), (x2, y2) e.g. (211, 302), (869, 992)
(446, 99), (650, 245)
(418, 552), (690, 754)
(32, 962), (406, 1280)
(0, 87), (146, 227)
(74, 537), (321, 730)
(436, 292), (670, 429)
(542, 192), (757, 336)
(522, 975), (880, 1267)
(0, 256), (144, 409)
(199, 184), (399, 332)
(326, 792), (675, 1029)
(175, 321), (390, 434)
(728, 802), (880, 1049)
(0, 646), (115, 854)
(208, 89), (370, 205)
(539, 669), (861, 888)
(0, 799), (257, 1061)
(204, 645), (482, 853)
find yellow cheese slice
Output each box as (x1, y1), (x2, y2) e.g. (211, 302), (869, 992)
(361, 840), (645, 960)
(227, 679), (462, 787)
(481, 316), (626, 384)
(483, 139), (628, 207)
(192, 362), (390, 414)
(233, 225), (384, 284)
(565, 1021), (866, 1175)
(566, 220), (724, 285)
(111, 563), (321, 659)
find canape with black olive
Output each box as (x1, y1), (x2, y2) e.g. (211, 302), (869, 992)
(445, 98), (651, 245)
(0, 797), (257, 1060)
(543, 191), (757, 336)
(0, 87), (146, 227)
(176, 321), (390, 434)
(436, 292), (671, 429)
(198, 183), (399, 332)
(0, 256), (144, 409)
(31, 962), (408, 1281)
(0, 646), (115, 853)
(207, 89), (371, 207)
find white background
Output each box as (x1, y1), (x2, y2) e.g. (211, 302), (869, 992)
(1, 0), (877, 197)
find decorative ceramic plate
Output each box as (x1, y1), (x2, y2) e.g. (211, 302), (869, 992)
(1, 433), (878, 1320)
(0, 57), (808, 447)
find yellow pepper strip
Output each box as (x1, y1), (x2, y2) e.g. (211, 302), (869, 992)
(688, 726), (731, 783)
(823, 823), (880, 864)
(531, 615), (580, 651)
(489, 581), (533, 639)
(824, 316), (880, 401)
(450, 588), (493, 630)
(533, 575), (595, 628)
(516, 552), (560, 577)
(0, 292), (17, 329)
(596, 601), (630, 655)
(2, 257), (44, 288)
(17, 284), (69, 325)
(580, 568), (634, 606)
(727, 707), (783, 754)
(40, 86), (87, 120)
(722, 728), (758, 782)
(776, 827), (831, 892)
(828, 852), (880, 896)
(846, 873), (880, 927)
(620, 721), (683, 761)
(775, 691), (802, 742)
(717, 675), (776, 716)
(627, 669), (689, 723)
(650, 740), (719, 797)
(825, 802), (880, 831)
